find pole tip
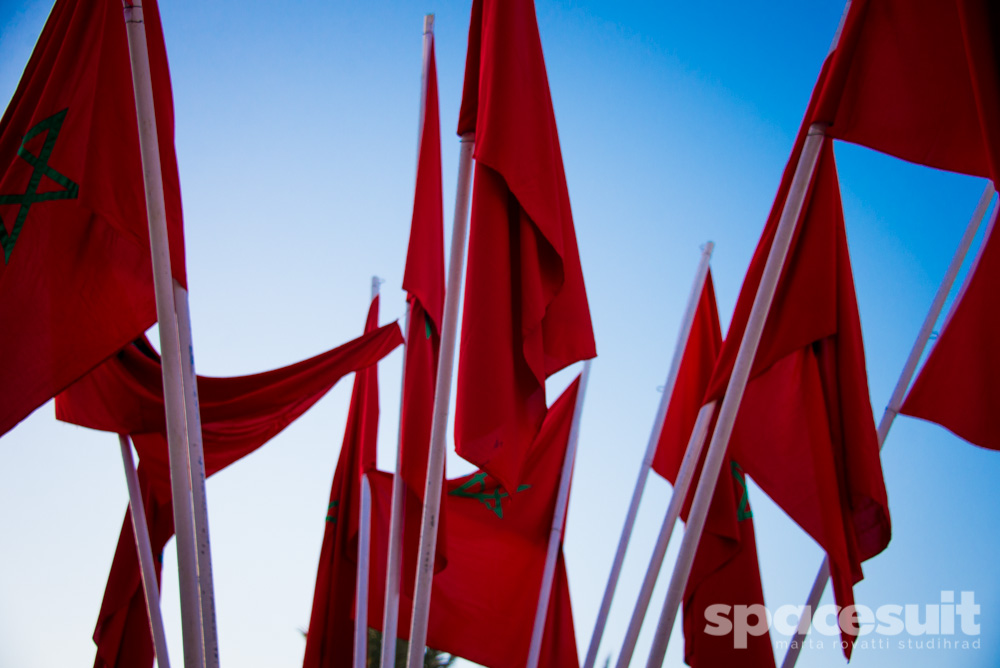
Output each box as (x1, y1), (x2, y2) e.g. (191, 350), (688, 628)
(424, 14), (435, 34)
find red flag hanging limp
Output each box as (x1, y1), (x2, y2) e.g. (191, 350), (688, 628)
(0, 0), (185, 436)
(398, 29), (448, 579)
(55, 315), (402, 668)
(303, 297), (385, 668)
(367, 378), (583, 668)
(651, 271), (775, 668)
(900, 218), (1000, 451)
(455, 0), (596, 494)
(705, 138), (890, 658)
(813, 0), (1000, 184)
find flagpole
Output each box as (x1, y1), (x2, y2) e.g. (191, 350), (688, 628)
(118, 434), (171, 668)
(526, 360), (593, 668)
(355, 277), (381, 668)
(405, 132), (475, 668)
(614, 401), (717, 668)
(381, 17), (435, 665)
(173, 280), (221, 668)
(583, 244), (714, 668)
(644, 123), (828, 668)
(380, 298), (410, 668)
(122, 4), (206, 667)
(779, 181), (996, 668)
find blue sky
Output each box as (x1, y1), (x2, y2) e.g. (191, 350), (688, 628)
(1, 1), (999, 667)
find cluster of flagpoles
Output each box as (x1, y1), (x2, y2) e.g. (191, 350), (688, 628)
(38, 0), (1000, 666)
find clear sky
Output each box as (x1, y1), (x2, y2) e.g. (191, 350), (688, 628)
(1, 1), (999, 667)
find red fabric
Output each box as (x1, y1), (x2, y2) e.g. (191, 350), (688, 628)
(455, 0), (596, 494)
(397, 35), (448, 587)
(55, 314), (401, 668)
(901, 220), (1000, 450)
(0, 0), (185, 436)
(706, 138), (890, 658)
(650, 273), (774, 667)
(303, 298), (384, 668)
(651, 269), (723, 482)
(814, 0), (1000, 184)
(366, 379), (582, 668)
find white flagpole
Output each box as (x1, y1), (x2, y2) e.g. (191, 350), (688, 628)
(355, 277), (381, 668)
(526, 359), (593, 668)
(118, 434), (171, 668)
(779, 182), (996, 668)
(643, 5), (852, 662)
(644, 124), (828, 667)
(173, 280), (221, 668)
(405, 132), (475, 668)
(122, 4), (206, 667)
(614, 400), (717, 668)
(583, 244), (714, 668)
(381, 16), (435, 665)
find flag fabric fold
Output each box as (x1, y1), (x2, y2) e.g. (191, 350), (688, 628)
(651, 270), (775, 668)
(705, 137), (890, 657)
(303, 297), (384, 668)
(55, 316), (402, 668)
(398, 31), (448, 582)
(813, 0), (1000, 185)
(0, 0), (185, 436)
(366, 377), (583, 668)
(900, 218), (1000, 451)
(455, 0), (596, 494)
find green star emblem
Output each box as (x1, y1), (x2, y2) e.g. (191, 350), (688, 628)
(449, 471), (531, 519)
(730, 460), (752, 521)
(0, 109), (79, 263)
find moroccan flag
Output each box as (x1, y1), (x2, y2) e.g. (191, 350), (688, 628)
(900, 218), (1000, 451)
(397, 30), (448, 582)
(303, 297), (384, 668)
(812, 0), (1000, 184)
(55, 316), (402, 668)
(455, 0), (596, 494)
(650, 272), (774, 667)
(0, 0), (185, 436)
(704, 137), (890, 657)
(366, 378), (583, 668)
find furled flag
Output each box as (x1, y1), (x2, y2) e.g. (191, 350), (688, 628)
(398, 29), (448, 579)
(900, 218), (1000, 450)
(455, 0), (596, 494)
(0, 0), (185, 436)
(303, 297), (385, 668)
(704, 136), (890, 657)
(366, 378), (583, 668)
(56, 318), (402, 668)
(812, 0), (1000, 184)
(651, 270), (775, 668)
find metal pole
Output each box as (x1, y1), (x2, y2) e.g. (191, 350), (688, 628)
(118, 434), (171, 668)
(122, 4), (205, 665)
(614, 401), (717, 668)
(405, 133), (475, 668)
(583, 244), (714, 668)
(526, 360), (593, 668)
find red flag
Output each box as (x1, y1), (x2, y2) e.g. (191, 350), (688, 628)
(0, 0), (185, 436)
(455, 0), (596, 494)
(650, 272), (774, 668)
(397, 32), (448, 582)
(55, 313), (402, 668)
(303, 297), (384, 668)
(900, 219), (1000, 450)
(705, 138), (890, 657)
(813, 0), (1000, 183)
(367, 378), (583, 668)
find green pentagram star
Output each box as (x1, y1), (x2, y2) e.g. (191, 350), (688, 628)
(449, 471), (531, 519)
(0, 109), (79, 263)
(731, 460), (753, 521)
